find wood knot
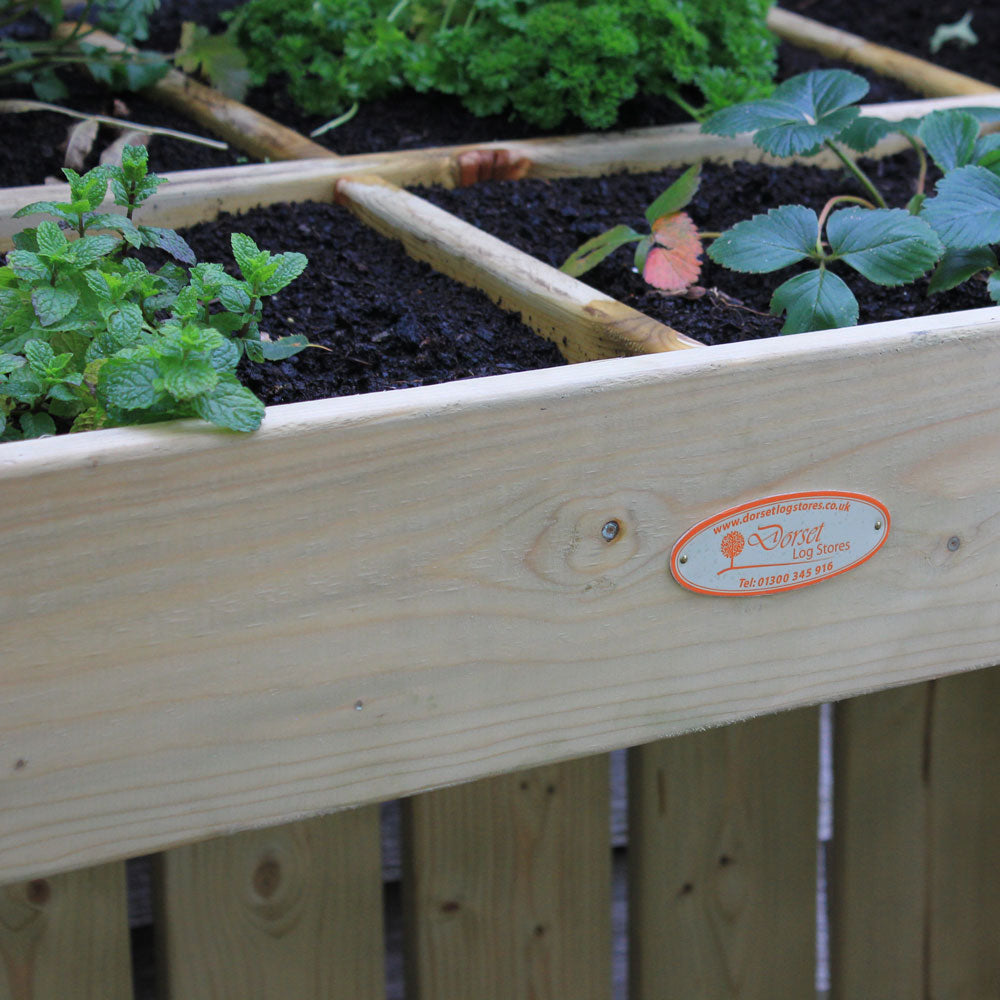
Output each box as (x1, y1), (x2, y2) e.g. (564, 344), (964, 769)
(252, 857), (282, 900)
(26, 879), (51, 907)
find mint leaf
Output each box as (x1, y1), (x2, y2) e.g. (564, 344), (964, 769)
(702, 70), (868, 157)
(230, 232), (261, 276)
(191, 376), (265, 432)
(917, 110), (979, 173)
(35, 220), (68, 257)
(826, 208), (942, 285)
(921, 165), (1000, 249)
(708, 205), (819, 273)
(561, 224), (642, 277)
(771, 269), (859, 334)
(139, 226), (196, 265)
(8, 251), (49, 282)
(928, 246), (997, 294)
(644, 165), (700, 226)
(260, 252), (308, 295)
(19, 411), (57, 439)
(160, 357), (219, 400)
(31, 286), (79, 327)
(65, 234), (119, 267)
(98, 354), (161, 409)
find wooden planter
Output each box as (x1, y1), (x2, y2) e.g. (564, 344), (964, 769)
(2, 90), (999, 999)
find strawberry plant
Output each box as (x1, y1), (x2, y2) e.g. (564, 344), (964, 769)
(0, 145), (308, 440)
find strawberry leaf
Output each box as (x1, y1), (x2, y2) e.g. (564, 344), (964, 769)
(561, 224), (642, 278)
(707, 205), (819, 273)
(771, 269), (859, 334)
(643, 165), (700, 227)
(641, 212), (702, 292)
(826, 208), (942, 286)
(921, 165), (1000, 249)
(917, 110), (979, 173)
(927, 246), (997, 294)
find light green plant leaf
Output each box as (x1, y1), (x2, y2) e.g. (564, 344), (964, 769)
(929, 12), (977, 54)
(35, 220), (68, 257)
(707, 204), (819, 273)
(191, 376), (265, 432)
(231, 233), (262, 276)
(260, 252), (309, 295)
(928, 246), (997, 294)
(826, 208), (942, 285)
(644, 165), (701, 227)
(921, 164), (1000, 248)
(770, 269), (859, 334)
(99, 354), (161, 409)
(561, 224), (643, 278)
(917, 110), (979, 173)
(160, 357), (219, 400)
(701, 70), (868, 156)
(31, 286), (80, 327)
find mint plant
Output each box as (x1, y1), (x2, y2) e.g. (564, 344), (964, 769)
(0, 145), (308, 440)
(700, 69), (1000, 332)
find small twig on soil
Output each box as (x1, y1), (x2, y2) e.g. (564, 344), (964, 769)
(0, 99), (228, 150)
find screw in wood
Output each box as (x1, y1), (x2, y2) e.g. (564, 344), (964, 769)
(947, 536), (961, 551)
(601, 519), (621, 542)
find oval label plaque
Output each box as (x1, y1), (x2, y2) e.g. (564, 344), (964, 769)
(670, 491), (889, 596)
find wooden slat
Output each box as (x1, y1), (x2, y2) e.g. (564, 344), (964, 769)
(828, 684), (928, 996)
(54, 25), (334, 162)
(628, 709), (818, 999)
(335, 175), (697, 361)
(927, 667), (1000, 996)
(830, 667), (1000, 997)
(2, 309), (1000, 882)
(0, 861), (131, 999)
(768, 8), (1000, 98)
(5, 93), (1000, 249)
(402, 758), (610, 1000)
(157, 808), (383, 1000)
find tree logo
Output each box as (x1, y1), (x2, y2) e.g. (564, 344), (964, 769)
(720, 530), (745, 570)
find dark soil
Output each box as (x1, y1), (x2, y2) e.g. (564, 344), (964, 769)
(174, 201), (566, 404)
(415, 154), (990, 345)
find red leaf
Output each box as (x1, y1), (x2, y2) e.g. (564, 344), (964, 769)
(642, 211), (702, 292)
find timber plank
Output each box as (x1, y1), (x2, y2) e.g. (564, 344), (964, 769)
(402, 758), (610, 1000)
(628, 709), (818, 1000)
(830, 668), (1000, 998)
(5, 94), (1000, 250)
(768, 8), (1000, 98)
(1, 310), (1000, 881)
(0, 861), (131, 1000)
(156, 808), (383, 1000)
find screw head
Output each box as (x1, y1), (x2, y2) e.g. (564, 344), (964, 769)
(601, 520), (621, 542)
(947, 536), (961, 552)
(874, 520), (883, 531)
(679, 554), (688, 565)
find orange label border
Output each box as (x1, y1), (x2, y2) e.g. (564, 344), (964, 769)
(670, 491), (890, 596)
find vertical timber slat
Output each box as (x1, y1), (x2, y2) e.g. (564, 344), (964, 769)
(0, 861), (131, 1000)
(829, 683), (928, 997)
(929, 667), (1000, 998)
(403, 757), (611, 1000)
(832, 668), (1000, 998)
(157, 808), (383, 1000)
(628, 709), (818, 1000)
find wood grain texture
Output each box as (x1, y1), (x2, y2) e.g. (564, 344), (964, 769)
(828, 685), (929, 997)
(156, 807), (383, 1000)
(2, 309), (1000, 882)
(628, 709), (818, 1000)
(6, 93), (1000, 250)
(402, 757), (610, 1000)
(335, 175), (698, 361)
(831, 668), (1000, 999)
(768, 8), (1000, 98)
(53, 25), (334, 161)
(0, 862), (131, 1000)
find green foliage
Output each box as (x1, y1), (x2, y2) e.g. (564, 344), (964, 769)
(700, 70), (1000, 333)
(228, 0), (777, 130)
(0, 0), (170, 100)
(561, 165), (704, 292)
(0, 146), (309, 441)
